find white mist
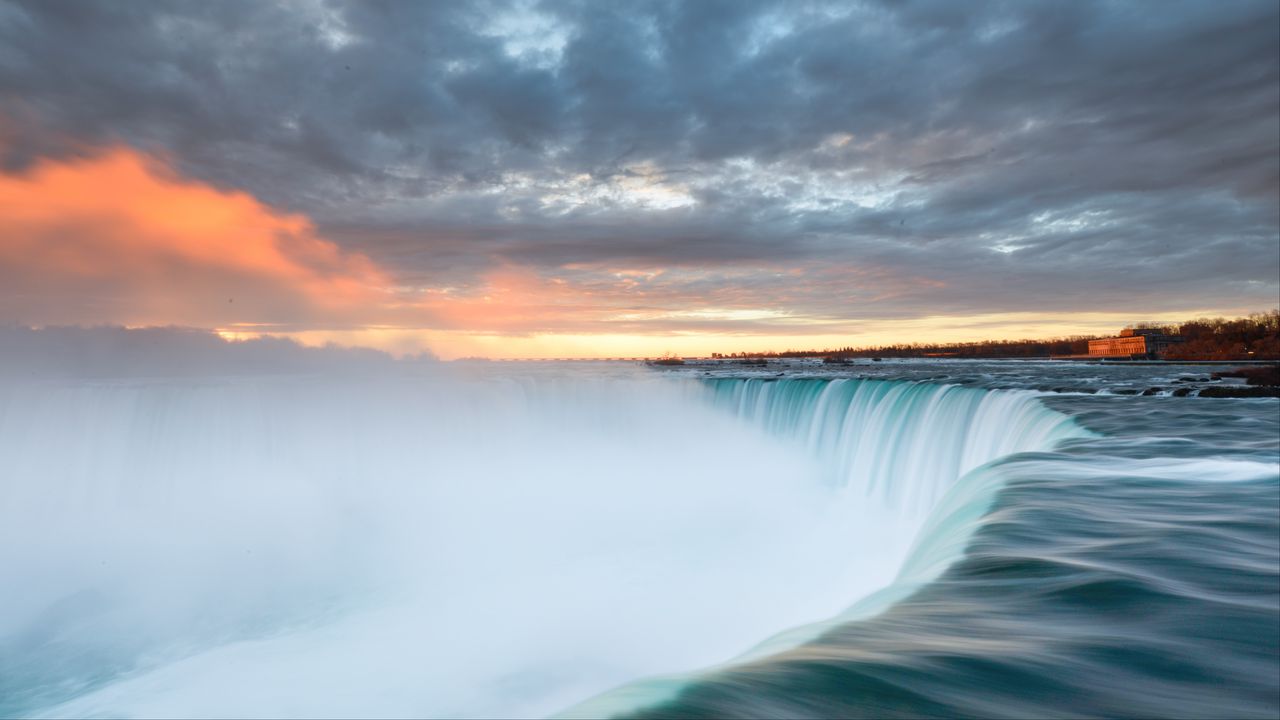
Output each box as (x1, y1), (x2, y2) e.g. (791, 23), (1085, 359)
(0, 331), (1082, 718)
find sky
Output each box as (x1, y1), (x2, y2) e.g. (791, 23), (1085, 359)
(0, 0), (1277, 359)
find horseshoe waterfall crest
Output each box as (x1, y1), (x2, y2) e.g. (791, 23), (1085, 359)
(561, 376), (1090, 717)
(11, 351), (1274, 720)
(702, 377), (1086, 514)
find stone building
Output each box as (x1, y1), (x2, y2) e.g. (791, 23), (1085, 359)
(1088, 328), (1184, 359)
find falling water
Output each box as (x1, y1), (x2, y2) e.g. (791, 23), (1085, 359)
(0, 333), (1120, 719)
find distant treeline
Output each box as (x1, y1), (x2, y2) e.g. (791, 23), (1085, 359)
(711, 310), (1280, 361)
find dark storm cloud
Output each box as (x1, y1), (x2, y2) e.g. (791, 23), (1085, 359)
(1, 0), (1276, 326)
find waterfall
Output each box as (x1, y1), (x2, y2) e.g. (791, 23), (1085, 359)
(0, 330), (1092, 719)
(703, 377), (1086, 516)
(559, 377), (1091, 718)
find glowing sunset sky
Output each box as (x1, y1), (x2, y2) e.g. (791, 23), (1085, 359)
(1, 1), (1277, 358)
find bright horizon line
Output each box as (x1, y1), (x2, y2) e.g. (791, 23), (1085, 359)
(198, 305), (1275, 359)
(15, 307), (1275, 362)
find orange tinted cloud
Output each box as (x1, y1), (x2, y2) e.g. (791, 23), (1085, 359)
(0, 147), (397, 328)
(427, 265), (617, 333)
(0, 147), (647, 338)
(8, 146), (1224, 360)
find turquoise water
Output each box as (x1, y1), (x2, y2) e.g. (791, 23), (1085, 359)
(0, 343), (1276, 718)
(605, 370), (1280, 719)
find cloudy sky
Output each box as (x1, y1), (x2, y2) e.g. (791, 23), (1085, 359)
(1, 0), (1276, 358)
